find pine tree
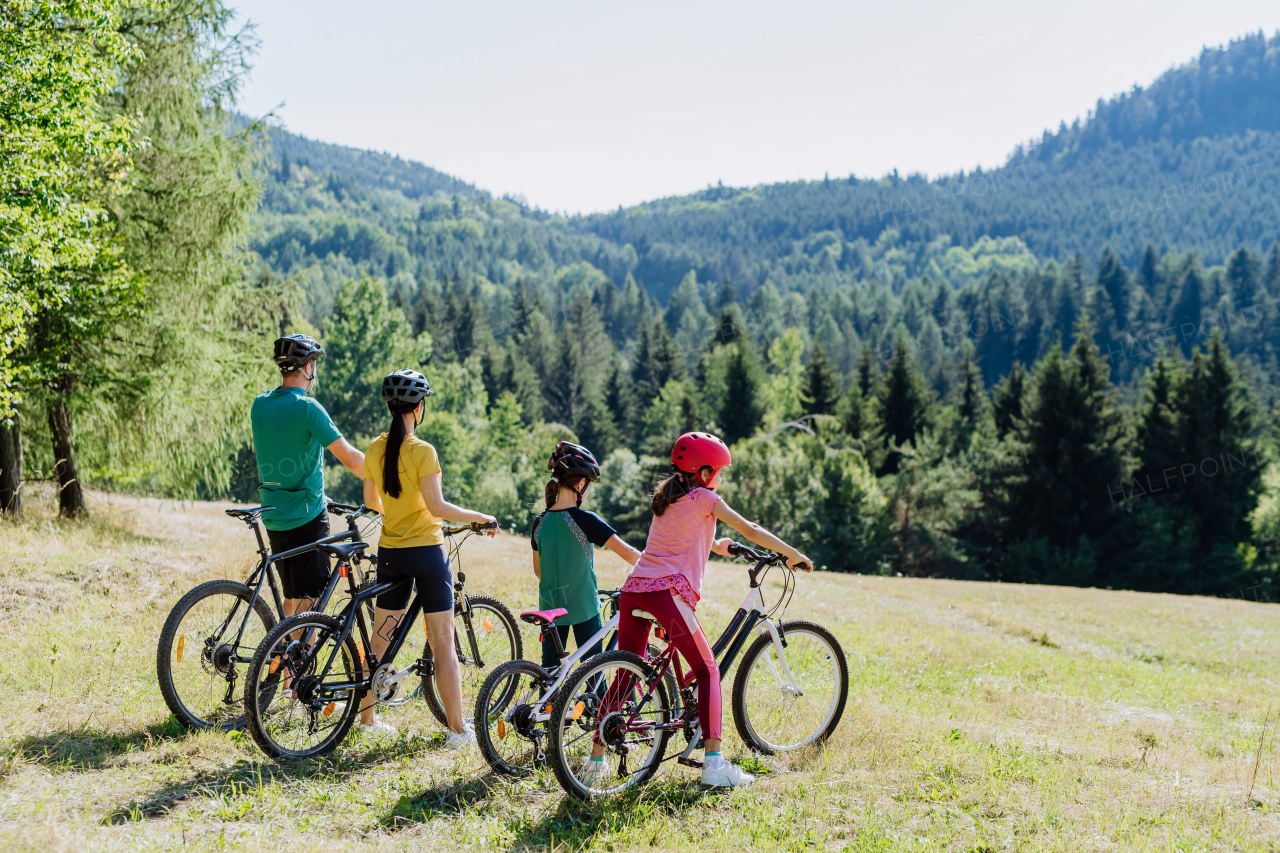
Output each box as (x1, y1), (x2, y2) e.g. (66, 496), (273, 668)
(543, 325), (584, 427)
(956, 350), (985, 425)
(1226, 246), (1262, 310)
(714, 303), (748, 345)
(632, 319), (685, 408)
(574, 391), (618, 460)
(1096, 246), (1132, 336)
(991, 361), (1026, 440)
(1137, 243), (1161, 321)
(1134, 352), (1182, 485)
(855, 341), (878, 397)
(876, 335), (933, 473)
(800, 343), (842, 416)
(603, 356), (636, 447)
(1002, 315), (1126, 583)
(1170, 261), (1205, 353)
(1265, 242), (1280, 301)
(719, 341), (765, 444)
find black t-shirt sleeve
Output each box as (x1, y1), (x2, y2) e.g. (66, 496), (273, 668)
(569, 508), (616, 548)
(530, 514), (545, 552)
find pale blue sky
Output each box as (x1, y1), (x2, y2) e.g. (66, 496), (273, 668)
(232, 1), (1279, 214)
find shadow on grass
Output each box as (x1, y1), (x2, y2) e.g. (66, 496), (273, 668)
(7, 715), (196, 771)
(381, 770), (714, 848)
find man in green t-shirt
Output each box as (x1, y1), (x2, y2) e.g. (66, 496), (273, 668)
(250, 334), (366, 618)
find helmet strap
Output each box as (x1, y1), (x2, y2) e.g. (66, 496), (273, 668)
(303, 362), (317, 394)
(573, 480), (588, 507)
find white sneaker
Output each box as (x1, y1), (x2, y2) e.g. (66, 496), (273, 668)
(701, 757), (755, 788)
(357, 718), (398, 738)
(444, 722), (476, 750)
(580, 756), (610, 788)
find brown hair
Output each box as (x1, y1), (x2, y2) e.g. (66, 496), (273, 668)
(544, 475), (586, 510)
(650, 468), (710, 516)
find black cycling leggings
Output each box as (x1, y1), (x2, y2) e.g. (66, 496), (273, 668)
(375, 544), (453, 613)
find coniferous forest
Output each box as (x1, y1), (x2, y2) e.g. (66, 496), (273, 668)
(3, 10), (1279, 598)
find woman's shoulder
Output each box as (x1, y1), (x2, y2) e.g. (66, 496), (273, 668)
(366, 433), (388, 452)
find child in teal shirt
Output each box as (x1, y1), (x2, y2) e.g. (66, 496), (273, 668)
(531, 442), (640, 669)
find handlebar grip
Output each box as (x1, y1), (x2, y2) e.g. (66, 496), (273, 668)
(793, 561), (812, 573)
(726, 542), (749, 557)
(473, 520), (499, 531)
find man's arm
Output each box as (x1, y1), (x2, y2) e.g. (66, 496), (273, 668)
(327, 437), (365, 480)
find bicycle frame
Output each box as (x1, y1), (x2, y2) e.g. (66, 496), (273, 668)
(529, 593), (623, 724)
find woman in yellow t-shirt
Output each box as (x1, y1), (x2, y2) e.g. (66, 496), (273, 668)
(358, 369), (496, 747)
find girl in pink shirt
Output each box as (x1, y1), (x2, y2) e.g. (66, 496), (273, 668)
(587, 432), (810, 789)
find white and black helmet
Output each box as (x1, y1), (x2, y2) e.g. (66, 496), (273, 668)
(274, 334), (325, 371)
(382, 369), (432, 405)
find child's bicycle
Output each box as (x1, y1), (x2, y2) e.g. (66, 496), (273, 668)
(546, 542), (849, 799)
(240, 521), (520, 760)
(156, 502), (378, 730)
(473, 589), (677, 776)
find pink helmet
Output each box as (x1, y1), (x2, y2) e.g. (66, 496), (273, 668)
(671, 432), (732, 487)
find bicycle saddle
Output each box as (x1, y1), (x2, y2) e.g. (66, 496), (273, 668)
(631, 609), (658, 621)
(519, 607), (568, 626)
(225, 506), (275, 520)
(317, 541), (370, 562)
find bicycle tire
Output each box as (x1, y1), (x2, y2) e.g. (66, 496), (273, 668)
(421, 594), (523, 727)
(548, 649), (673, 800)
(731, 619), (848, 756)
(156, 579), (276, 731)
(474, 659), (552, 777)
(243, 612), (363, 761)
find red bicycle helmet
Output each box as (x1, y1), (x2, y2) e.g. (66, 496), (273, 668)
(670, 432), (732, 487)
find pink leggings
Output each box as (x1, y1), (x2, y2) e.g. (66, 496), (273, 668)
(611, 588), (721, 741)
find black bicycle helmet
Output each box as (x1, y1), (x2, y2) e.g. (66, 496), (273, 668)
(274, 334), (325, 371)
(548, 441), (601, 483)
(382, 369), (432, 405)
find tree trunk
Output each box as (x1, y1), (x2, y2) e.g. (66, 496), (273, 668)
(47, 399), (85, 518)
(0, 414), (21, 518)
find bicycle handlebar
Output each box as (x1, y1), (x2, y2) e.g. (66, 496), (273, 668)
(726, 542), (811, 572)
(442, 520), (499, 536)
(326, 501), (380, 521)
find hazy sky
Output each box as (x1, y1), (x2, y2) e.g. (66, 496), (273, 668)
(232, 1), (1279, 214)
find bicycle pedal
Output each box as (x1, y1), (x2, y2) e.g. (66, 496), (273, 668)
(677, 757), (704, 769)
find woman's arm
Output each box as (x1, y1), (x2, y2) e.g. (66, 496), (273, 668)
(604, 534), (642, 566)
(362, 478), (384, 514)
(711, 500), (811, 570)
(420, 472), (497, 534)
(533, 549), (541, 580)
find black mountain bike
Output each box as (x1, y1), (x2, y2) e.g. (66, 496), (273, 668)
(242, 521), (521, 760)
(547, 543), (849, 799)
(156, 502), (377, 730)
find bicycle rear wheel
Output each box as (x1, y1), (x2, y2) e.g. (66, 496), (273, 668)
(421, 594), (522, 726)
(731, 620), (848, 755)
(157, 580), (275, 730)
(243, 612), (363, 761)
(548, 650), (673, 800)
(475, 660), (552, 777)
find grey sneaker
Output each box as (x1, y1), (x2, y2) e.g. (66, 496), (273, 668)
(444, 722), (476, 750)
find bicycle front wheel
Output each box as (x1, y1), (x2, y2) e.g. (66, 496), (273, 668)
(475, 659), (552, 777)
(421, 594), (523, 726)
(157, 579), (276, 730)
(731, 619), (848, 755)
(548, 650), (673, 800)
(243, 612), (363, 761)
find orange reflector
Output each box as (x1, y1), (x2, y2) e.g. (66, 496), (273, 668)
(545, 704), (554, 715)
(423, 617), (429, 638)
(339, 564), (348, 578)
(482, 618), (494, 631)
(322, 702), (335, 717)
(497, 720), (507, 739)
(572, 701), (585, 720)
(269, 656), (281, 674)
(175, 634), (185, 663)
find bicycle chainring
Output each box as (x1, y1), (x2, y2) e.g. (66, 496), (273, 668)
(371, 663), (402, 704)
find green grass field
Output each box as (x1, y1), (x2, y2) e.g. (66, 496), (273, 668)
(3, 487), (1280, 851)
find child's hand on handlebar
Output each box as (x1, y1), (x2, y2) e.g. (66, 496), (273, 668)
(479, 514), (498, 537)
(711, 537), (735, 557)
(786, 550), (813, 572)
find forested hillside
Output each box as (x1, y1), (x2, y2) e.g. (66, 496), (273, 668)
(4, 9), (1279, 600)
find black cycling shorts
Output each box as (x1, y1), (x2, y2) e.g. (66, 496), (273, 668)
(265, 511), (331, 600)
(375, 544), (453, 613)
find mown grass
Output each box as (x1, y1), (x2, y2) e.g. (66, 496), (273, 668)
(3, 486), (1280, 850)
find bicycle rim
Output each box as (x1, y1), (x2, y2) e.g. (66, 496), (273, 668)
(161, 583), (271, 730)
(735, 623), (845, 753)
(551, 653), (671, 798)
(423, 599), (521, 724)
(247, 615), (361, 760)
(475, 661), (549, 777)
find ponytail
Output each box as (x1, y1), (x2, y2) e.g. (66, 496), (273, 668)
(544, 475), (586, 510)
(382, 400), (418, 499)
(650, 468), (710, 516)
